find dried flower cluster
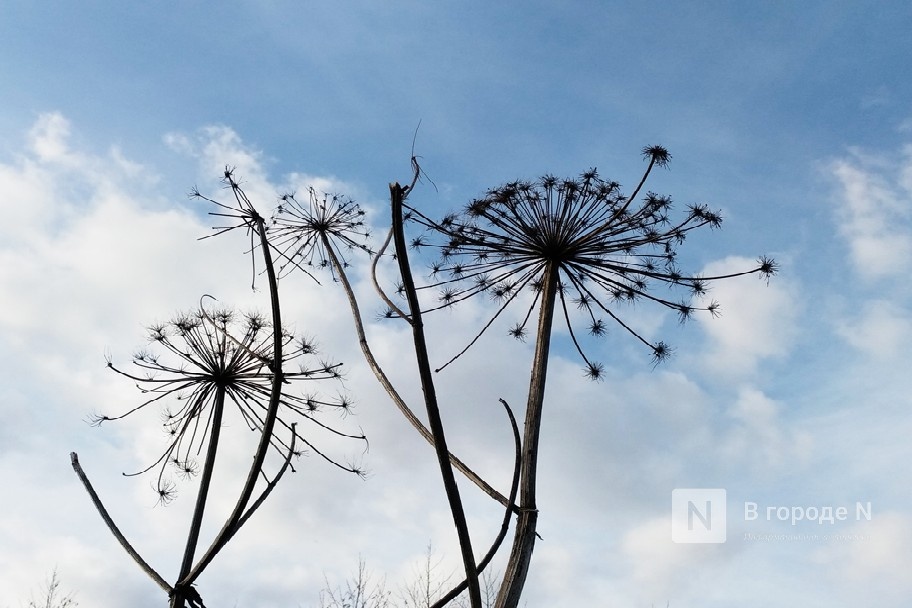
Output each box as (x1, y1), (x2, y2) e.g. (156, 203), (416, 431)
(270, 187), (372, 279)
(95, 303), (366, 504)
(74, 148), (776, 608)
(407, 146), (777, 377)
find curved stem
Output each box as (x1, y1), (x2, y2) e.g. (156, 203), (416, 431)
(431, 398), (522, 608)
(322, 232), (514, 512)
(182, 212), (284, 587)
(391, 181), (482, 608)
(370, 227), (410, 320)
(70, 452), (172, 595)
(236, 423), (299, 531)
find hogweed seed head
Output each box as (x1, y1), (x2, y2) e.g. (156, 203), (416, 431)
(407, 149), (775, 375)
(97, 301), (367, 501)
(269, 187), (372, 280)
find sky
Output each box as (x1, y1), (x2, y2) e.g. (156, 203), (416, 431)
(1, 1), (911, 606)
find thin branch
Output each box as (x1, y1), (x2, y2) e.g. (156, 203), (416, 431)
(430, 398), (522, 608)
(70, 452), (172, 595)
(236, 423), (299, 531)
(370, 227), (410, 321)
(182, 210), (284, 587)
(323, 232), (515, 512)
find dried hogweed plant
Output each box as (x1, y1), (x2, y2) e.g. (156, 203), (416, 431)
(405, 146), (776, 608)
(71, 169), (367, 608)
(268, 172), (524, 608)
(95, 303), (365, 503)
(408, 146), (776, 375)
(68, 144), (776, 608)
(269, 187), (373, 279)
(268, 179), (507, 504)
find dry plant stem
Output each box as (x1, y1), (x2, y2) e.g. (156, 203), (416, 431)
(370, 227), (409, 320)
(430, 398), (521, 608)
(495, 262), (559, 608)
(180, 212), (284, 590)
(69, 452), (173, 595)
(323, 232), (514, 512)
(580, 152), (659, 246)
(235, 423), (298, 531)
(391, 182), (482, 608)
(176, 388), (226, 585)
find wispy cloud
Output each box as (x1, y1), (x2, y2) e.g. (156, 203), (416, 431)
(829, 146), (912, 280)
(718, 387), (812, 473)
(3, 113), (911, 608)
(696, 256), (799, 377)
(813, 511), (912, 601)
(0, 115), (388, 606)
(836, 298), (912, 358)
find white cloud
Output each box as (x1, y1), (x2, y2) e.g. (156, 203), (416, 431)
(813, 511), (912, 602)
(830, 147), (912, 280)
(28, 112), (72, 162)
(717, 387), (812, 474)
(620, 516), (731, 604)
(0, 115), (392, 607)
(696, 256), (798, 377)
(164, 125), (372, 223)
(836, 298), (912, 358)
(165, 126), (274, 203)
(3, 113), (909, 608)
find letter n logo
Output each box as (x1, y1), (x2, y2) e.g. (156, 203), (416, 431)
(672, 489), (727, 543)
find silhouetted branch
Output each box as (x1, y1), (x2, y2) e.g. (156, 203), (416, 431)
(236, 423), (299, 531)
(70, 452), (172, 595)
(430, 397), (521, 608)
(323, 231), (516, 513)
(180, 191), (285, 590)
(391, 179), (482, 608)
(370, 227), (410, 321)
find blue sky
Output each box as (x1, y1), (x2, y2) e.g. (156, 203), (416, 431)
(2, 2), (911, 607)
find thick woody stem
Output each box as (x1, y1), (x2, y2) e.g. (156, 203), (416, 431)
(495, 261), (559, 608)
(171, 387), (226, 608)
(390, 181), (482, 608)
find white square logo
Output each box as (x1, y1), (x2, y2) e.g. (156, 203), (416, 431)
(672, 488), (727, 543)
